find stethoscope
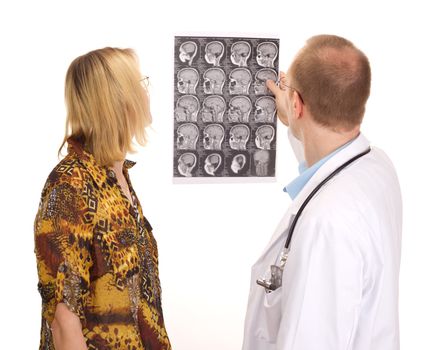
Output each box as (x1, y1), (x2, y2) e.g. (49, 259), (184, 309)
(256, 147), (372, 292)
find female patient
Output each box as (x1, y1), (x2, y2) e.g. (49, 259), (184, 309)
(34, 47), (171, 349)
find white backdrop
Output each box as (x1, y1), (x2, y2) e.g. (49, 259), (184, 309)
(1, 0), (432, 349)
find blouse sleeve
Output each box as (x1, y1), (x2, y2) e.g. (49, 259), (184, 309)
(34, 180), (93, 326)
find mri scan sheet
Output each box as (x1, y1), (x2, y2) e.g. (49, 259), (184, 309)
(173, 35), (279, 181)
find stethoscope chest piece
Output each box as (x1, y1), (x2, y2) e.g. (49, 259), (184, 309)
(256, 247), (289, 292)
(256, 265), (283, 292)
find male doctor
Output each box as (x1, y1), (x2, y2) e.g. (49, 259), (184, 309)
(242, 35), (402, 350)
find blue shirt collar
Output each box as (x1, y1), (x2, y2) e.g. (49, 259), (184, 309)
(283, 140), (354, 200)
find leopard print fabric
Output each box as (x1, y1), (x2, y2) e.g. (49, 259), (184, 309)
(34, 138), (171, 350)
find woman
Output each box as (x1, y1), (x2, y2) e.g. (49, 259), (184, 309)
(34, 47), (171, 349)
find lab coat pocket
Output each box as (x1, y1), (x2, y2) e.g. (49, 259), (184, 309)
(263, 287), (282, 343)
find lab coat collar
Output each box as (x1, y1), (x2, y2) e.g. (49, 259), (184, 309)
(254, 133), (370, 264)
(289, 133), (370, 214)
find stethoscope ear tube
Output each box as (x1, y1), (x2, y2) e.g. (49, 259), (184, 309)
(283, 147), (371, 250)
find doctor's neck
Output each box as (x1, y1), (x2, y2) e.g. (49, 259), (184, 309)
(300, 121), (361, 167)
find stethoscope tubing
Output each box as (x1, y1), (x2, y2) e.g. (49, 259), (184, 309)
(284, 147), (372, 250)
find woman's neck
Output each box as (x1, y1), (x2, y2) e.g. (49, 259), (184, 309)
(110, 160), (125, 175)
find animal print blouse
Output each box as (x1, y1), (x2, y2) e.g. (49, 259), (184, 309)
(34, 138), (171, 350)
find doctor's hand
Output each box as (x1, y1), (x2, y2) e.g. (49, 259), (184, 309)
(266, 71), (290, 127)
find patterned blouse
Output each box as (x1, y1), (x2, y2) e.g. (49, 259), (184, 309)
(34, 138), (171, 350)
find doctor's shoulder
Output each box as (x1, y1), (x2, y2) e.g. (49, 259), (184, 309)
(321, 146), (401, 208)
(300, 152), (400, 236)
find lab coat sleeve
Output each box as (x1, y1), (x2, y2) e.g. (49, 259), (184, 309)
(276, 213), (365, 350)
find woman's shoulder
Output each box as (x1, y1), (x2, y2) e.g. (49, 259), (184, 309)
(41, 153), (91, 200)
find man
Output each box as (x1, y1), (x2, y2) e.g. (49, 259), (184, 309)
(242, 35), (402, 350)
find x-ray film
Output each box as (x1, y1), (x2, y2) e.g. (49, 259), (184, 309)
(173, 35), (279, 181)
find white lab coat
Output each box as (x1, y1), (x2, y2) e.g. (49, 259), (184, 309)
(242, 134), (402, 350)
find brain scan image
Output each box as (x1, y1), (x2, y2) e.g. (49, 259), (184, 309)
(179, 41), (198, 66)
(231, 154), (247, 174)
(205, 41), (225, 66)
(230, 41), (251, 67)
(178, 153), (197, 177)
(175, 95), (200, 122)
(256, 42), (278, 68)
(227, 96), (252, 123)
(177, 68), (199, 94)
(203, 68), (225, 94)
(255, 125), (275, 150)
(229, 68), (252, 95)
(176, 123), (199, 150)
(174, 36), (279, 179)
(200, 95), (226, 123)
(253, 150), (270, 176)
(229, 124), (250, 151)
(253, 69), (278, 95)
(204, 153), (222, 176)
(203, 124), (224, 150)
(254, 96), (276, 123)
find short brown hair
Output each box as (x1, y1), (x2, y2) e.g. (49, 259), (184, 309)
(59, 47), (151, 166)
(289, 35), (371, 130)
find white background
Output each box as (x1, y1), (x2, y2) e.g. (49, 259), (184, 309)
(0, 0), (432, 349)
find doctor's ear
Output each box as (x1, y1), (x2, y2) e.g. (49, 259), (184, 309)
(292, 91), (304, 119)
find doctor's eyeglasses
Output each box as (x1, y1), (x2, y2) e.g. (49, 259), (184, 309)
(277, 81), (304, 104)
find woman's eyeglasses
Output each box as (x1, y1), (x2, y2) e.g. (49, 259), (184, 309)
(140, 76), (150, 87)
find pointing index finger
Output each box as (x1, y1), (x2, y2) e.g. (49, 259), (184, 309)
(266, 79), (279, 95)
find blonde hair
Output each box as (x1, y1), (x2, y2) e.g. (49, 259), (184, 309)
(289, 35), (371, 130)
(59, 47), (151, 166)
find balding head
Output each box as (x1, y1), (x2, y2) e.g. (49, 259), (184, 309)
(289, 35), (371, 130)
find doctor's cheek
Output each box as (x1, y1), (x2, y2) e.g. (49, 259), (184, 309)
(276, 105), (290, 126)
(266, 79), (290, 126)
